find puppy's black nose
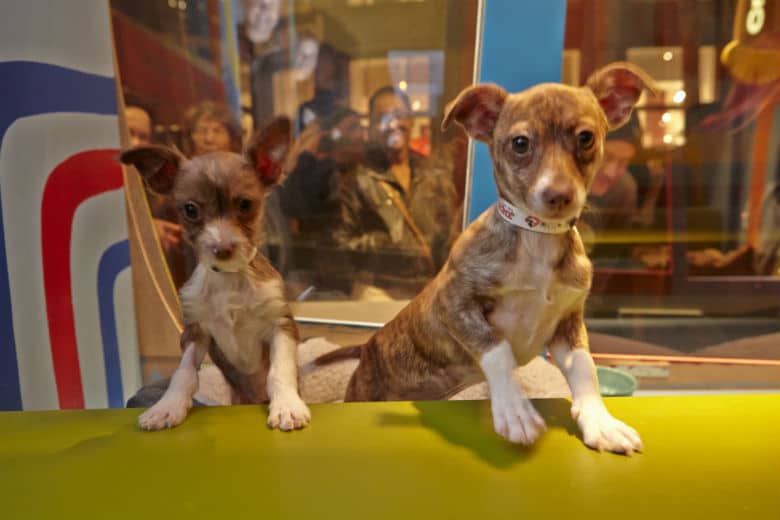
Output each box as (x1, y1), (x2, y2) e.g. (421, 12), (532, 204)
(212, 246), (234, 261)
(542, 188), (573, 210)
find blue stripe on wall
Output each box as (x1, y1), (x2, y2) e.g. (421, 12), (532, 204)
(467, 1), (567, 221)
(0, 201), (22, 410)
(97, 240), (131, 409)
(0, 61), (117, 140)
(0, 60), (117, 410)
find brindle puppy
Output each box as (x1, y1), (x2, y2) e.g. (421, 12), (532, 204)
(319, 63), (655, 454)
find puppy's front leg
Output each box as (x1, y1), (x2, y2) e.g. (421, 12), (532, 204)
(138, 324), (208, 430)
(266, 326), (310, 431)
(479, 340), (547, 444)
(550, 313), (643, 454)
(439, 292), (545, 444)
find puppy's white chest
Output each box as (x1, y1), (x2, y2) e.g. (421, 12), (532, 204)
(180, 266), (283, 372)
(489, 269), (586, 364)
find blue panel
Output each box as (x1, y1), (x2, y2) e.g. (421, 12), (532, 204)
(468, 1), (567, 221)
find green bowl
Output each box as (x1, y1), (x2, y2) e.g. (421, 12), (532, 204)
(596, 366), (638, 396)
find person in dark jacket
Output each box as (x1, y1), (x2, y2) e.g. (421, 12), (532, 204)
(334, 86), (458, 299)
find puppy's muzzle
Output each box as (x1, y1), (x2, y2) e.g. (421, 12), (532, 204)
(542, 187), (574, 212)
(212, 245), (235, 261)
(200, 221), (254, 273)
(210, 245), (236, 272)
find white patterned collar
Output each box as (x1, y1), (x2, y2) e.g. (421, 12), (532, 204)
(495, 198), (575, 234)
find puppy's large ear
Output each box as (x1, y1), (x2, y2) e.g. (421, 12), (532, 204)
(119, 146), (184, 195)
(245, 116), (292, 189)
(441, 84), (507, 142)
(585, 62), (657, 130)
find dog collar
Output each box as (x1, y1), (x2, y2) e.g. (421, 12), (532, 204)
(495, 198), (575, 234)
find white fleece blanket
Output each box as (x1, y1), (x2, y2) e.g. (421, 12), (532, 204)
(193, 337), (571, 405)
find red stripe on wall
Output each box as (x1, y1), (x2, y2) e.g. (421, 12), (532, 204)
(41, 149), (122, 409)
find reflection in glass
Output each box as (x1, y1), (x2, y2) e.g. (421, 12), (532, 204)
(565, 0), (780, 364)
(112, 0), (477, 302)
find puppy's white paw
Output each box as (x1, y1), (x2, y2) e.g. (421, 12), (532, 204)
(138, 396), (191, 431)
(573, 400), (643, 455)
(490, 390), (547, 445)
(267, 393), (310, 431)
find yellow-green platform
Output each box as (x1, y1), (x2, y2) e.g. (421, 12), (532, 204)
(1, 395), (778, 519)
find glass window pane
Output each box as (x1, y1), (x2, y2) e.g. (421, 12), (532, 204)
(110, 0), (478, 392)
(565, 0), (780, 372)
(113, 0), (477, 302)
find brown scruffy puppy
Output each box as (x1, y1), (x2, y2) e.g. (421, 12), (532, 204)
(319, 63), (655, 454)
(120, 118), (310, 432)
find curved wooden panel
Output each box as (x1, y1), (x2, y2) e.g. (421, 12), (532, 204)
(112, 22), (182, 368)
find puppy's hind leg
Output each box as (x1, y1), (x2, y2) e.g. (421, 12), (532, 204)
(138, 325), (209, 430)
(266, 326), (311, 431)
(550, 313), (643, 455)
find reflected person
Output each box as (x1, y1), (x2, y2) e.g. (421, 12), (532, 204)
(335, 86), (457, 299)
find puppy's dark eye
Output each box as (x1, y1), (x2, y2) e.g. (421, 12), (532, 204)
(578, 130), (595, 151)
(511, 136), (530, 155)
(183, 202), (200, 221)
(238, 199), (253, 213)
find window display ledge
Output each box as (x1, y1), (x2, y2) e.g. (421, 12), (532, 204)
(1, 394), (778, 518)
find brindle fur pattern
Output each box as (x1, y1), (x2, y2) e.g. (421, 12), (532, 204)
(344, 63), (653, 402)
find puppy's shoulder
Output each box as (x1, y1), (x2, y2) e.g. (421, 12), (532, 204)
(436, 209), (519, 299)
(248, 254), (289, 300)
(249, 254), (284, 283)
(449, 208), (519, 266)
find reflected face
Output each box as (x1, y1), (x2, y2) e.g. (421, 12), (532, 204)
(590, 140), (635, 196)
(328, 114), (365, 164)
(191, 116), (233, 156)
(126, 106), (151, 147)
(369, 92), (411, 162)
(294, 37), (320, 81)
(243, 0), (281, 43)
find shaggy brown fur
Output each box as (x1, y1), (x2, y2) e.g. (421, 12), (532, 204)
(120, 117), (310, 431)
